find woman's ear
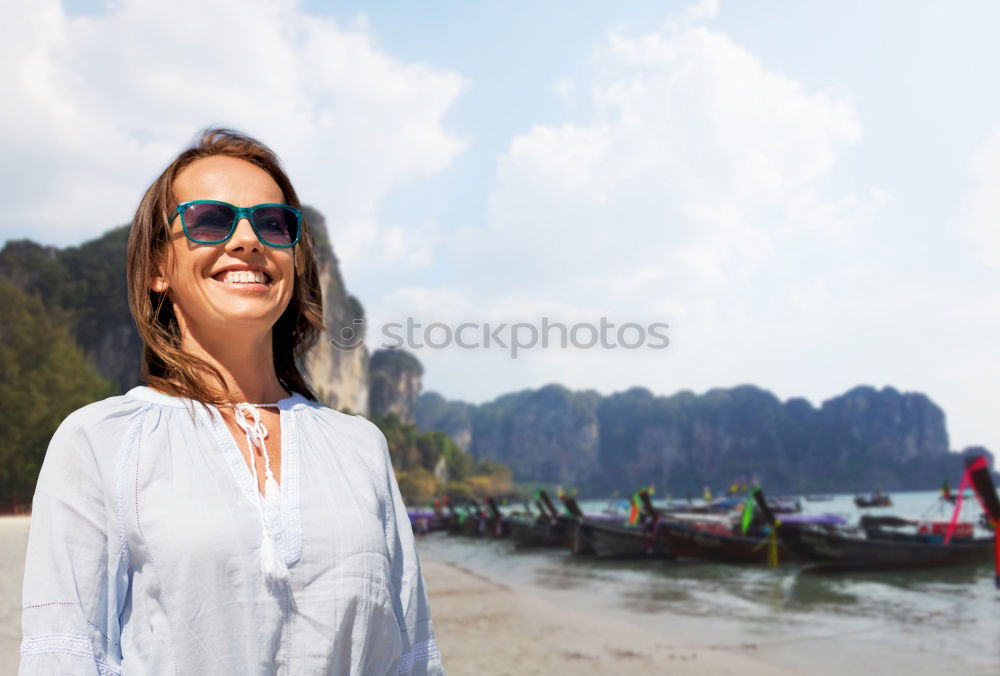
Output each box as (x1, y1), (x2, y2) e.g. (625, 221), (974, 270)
(149, 250), (170, 293)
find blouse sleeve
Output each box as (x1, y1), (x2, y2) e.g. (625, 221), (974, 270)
(19, 411), (128, 676)
(374, 424), (445, 676)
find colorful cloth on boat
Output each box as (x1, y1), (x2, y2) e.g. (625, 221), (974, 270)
(19, 386), (443, 675)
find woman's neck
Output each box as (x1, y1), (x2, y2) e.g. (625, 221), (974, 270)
(180, 324), (290, 404)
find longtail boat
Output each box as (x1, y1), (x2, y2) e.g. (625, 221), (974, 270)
(585, 491), (672, 559)
(509, 516), (563, 548)
(657, 520), (789, 564)
(587, 520), (673, 558)
(407, 497), (452, 534)
(651, 491), (833, 565)
(506, 496), (564, 548)
(754, 487), (994, 572)
(483, 496), (512, 538)
(964, 455), (1000, 588)
(453, 499), (489, 536)
(557, 493), (627, 555)
(859, 515), (976, 545)
(504, 491), (575, 549)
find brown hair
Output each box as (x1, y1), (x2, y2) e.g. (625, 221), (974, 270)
(127, 128), (323, 403)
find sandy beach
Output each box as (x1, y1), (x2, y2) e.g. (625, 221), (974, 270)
(0, 517), (28, 676)
(1, 516), (795, 675)
(419, 555), (794, 676)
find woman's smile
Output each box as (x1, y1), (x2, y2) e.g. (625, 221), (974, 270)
(209, 264), (274, 294)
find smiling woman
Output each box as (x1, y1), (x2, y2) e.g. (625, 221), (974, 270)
(18, 129), (443, 675)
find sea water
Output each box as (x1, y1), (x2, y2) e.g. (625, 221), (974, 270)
(417, 490), (999, 675)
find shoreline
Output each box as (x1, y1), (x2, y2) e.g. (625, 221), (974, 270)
(418, 551), (796, 675)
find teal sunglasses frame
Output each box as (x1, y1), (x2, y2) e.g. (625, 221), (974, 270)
(172, 200), (302, 248)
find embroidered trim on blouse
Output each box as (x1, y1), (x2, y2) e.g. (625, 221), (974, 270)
(20, 633), (121, 675)
(283, 407), (303, 565)
(199, 402), (302, 568)
(114, 407), (148, 589)
(397, 638), (441, 673)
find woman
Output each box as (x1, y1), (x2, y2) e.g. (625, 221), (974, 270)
(19, 129), (443, 675)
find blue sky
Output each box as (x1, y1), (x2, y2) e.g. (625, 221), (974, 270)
(4, 1), (1000, 453)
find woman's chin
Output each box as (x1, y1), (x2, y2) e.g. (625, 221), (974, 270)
(204, 301), (285, 327)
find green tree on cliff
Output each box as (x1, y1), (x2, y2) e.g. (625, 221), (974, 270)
(0, 279), (114, 510)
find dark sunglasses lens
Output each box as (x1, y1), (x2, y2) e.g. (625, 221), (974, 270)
(252, 207), (299, 246)
(183, 203), (235, 242)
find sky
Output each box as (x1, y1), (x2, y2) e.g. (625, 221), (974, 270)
(3, 0), (1000, 453)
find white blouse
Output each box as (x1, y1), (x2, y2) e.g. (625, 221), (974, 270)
(19, 386), (443, 675)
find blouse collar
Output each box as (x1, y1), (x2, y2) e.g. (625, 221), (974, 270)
(125, 385), (310, 410)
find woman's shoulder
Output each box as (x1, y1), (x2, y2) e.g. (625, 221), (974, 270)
(41, 390), (153, 486)
(56, 388), (153, 436)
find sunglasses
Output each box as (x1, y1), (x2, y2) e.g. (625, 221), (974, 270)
(172, 200), (302, 248)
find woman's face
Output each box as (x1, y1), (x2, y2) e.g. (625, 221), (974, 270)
(153, 155), (295, 336)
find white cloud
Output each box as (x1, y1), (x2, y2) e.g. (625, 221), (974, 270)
(0, 0), (464, 277)
(467, 16), (872, 307)
(407, 4), (888, 413)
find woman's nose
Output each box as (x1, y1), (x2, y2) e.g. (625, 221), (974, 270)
(227, 217), (261, 253)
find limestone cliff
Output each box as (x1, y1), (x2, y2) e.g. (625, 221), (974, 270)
(300, 207), (369, 413)
(368, 348), (423, 422)
(415, 383), (994, 495)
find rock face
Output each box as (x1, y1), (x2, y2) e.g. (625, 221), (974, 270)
(368, 348), (423, 423)
(300, 207), (369, 413)
(471, 385), (601, 483)
(0, 207), (370, 412)
(411, 391), (475, 451)
(415, 383), (994, 495)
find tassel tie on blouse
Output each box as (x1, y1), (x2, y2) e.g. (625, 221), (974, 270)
(232, 402), (289, 586)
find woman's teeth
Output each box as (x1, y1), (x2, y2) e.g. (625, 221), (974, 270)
(221, 270), (268, 284)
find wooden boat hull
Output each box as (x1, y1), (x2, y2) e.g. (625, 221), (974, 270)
(569, 520), (597, 556)
(509, 519), (565, 548)
(659, 521), (788, 564)
(779, 524), (993, 571)
(587, 521), (672, 559)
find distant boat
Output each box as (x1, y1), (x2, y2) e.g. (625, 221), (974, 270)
(804, 494), (833, 502)
(854, 492), (892, 508)
(446, 498), (491, 536)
